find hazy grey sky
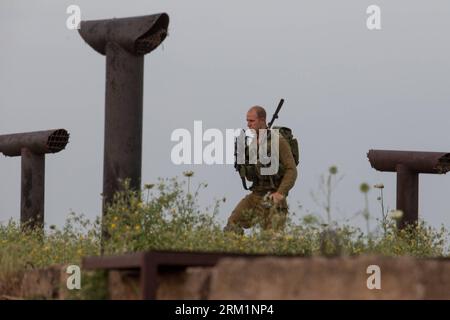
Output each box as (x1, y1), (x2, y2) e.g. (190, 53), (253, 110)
(1, 0), (450, 232)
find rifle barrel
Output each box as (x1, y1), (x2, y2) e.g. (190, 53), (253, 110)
(268, 98), (285, 128)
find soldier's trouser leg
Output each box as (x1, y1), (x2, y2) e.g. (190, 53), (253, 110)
(262, 198), (288, 231)
(225, 193), (289, 233)
(224, 193), (263, 234)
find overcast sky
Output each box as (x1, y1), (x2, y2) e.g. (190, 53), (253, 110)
(1, 0), (450, 232)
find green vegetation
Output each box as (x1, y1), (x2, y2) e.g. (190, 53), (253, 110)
(1, 168), (449, 297)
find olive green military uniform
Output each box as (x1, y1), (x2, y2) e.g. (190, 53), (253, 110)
(225, 135), (298, 233)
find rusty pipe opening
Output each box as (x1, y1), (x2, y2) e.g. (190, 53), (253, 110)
(435, 153), (450, 174)
(136, 28), (168, 55)
(135, 16), (169, 55)
(47, 129), (70, 153)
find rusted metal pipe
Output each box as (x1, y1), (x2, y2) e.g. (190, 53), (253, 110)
(0, 129), (69, 229)
(367, 150), (450, 174)
(21, 148), (45, 229)
(396, 164), (419, 229)
(367, 149), (450, 228)
(0, 129), (69, 156)
(78, 13), (169, 213)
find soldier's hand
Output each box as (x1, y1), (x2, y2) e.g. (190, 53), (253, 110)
(270, 192), (284, 205)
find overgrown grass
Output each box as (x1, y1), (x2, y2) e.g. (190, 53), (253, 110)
(1, 175), (449, 295)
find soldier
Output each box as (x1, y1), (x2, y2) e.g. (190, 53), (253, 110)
(224, 105), (298, 234)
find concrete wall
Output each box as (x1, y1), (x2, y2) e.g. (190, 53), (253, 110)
(113, 255), (450, 300)
(2, 255), (450, 299)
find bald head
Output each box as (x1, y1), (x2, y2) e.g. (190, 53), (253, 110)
(246, 105), (267, 131)
(248, 106), (267, 121)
